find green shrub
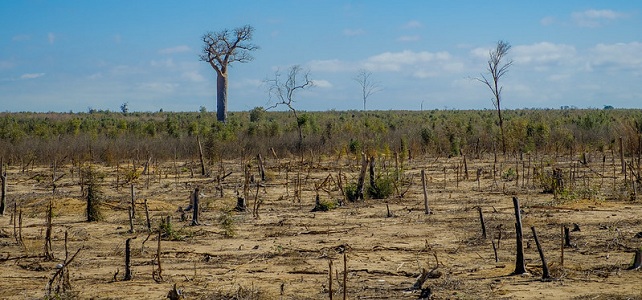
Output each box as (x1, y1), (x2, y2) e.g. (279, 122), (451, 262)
(367, 174), (395, 199)
(344, 183), (360, 202)
(311, 195), (338, 212)
(218, 209), (236, 238)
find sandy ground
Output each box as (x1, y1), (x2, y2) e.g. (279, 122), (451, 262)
(1, 153), (642, 299)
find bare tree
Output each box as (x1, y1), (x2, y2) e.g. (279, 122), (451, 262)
(354, 69), (381, 111)
(476, 40), (512, 155)
(0, 158), (6, 215)
(200, 25), (259, 123)
(265, 65), (314, 148)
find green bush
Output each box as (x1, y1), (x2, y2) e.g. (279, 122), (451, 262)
(367, 174), (395, 199)
(344, 183), (360, 202)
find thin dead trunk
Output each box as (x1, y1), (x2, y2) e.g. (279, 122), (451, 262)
(512, 197), (526, 275)
(477, 206), (487, 239)
(356, 153), (367, 201)
(421, 169), (430, 214)
(531, 226), (551, 280)
(0, 157), (6, 215)
(191, 187), (200, 226)
(124, 238), (133, 281)
(197, 135), (206, 176)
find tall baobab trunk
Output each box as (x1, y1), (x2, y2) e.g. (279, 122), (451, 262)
(217, 72), (228, 123)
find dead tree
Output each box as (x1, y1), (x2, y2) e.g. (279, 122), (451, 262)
(257, 154), (266, 181)
(191, 187), (200, 226)
(44, 201), (54, 261)
(354, 69), (381, 111)
(328, 260), (334, 300)
(197, 135), (206, 176)
(477, 206), (487, 239)
(123, 238), (133, 281)
(356, 153), (367, 200)
(130, 183), (136, 218)
(144, 199), (151, 232)
(200, 25), (259, 123)
(476, 40), (512, 155)
(512, 196), (527, 275)
(265, 64), (314, 149)
(0, 157), (6, 215)
(531, 226), (551, 280)
(47, 247), (81, 297)
(421, 169), (430, 214)
(152, 230), (163, 283)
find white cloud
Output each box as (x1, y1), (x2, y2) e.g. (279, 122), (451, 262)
(365, 50), (452, 71)
(48, 33), (55, 44)
(20, 73), (45, 79)
(159, 45), (191, 54)
(571, 9), (627, 28)
(588, 42), (642, 71)
(540, 16), (555, 26)
(397, 35), (420, 42)
(512, 42), (576, 66)
(362, 50), (458, 79)
(308, 59), (355, 72)
(402, 20), (422, 29)
(312, 79), (332, 88)
(88, 73), (103, 80)
(343, 28), (365, 37)
(150, 59), (175, 68)
(138, 82), (178, 93)
(181, 71), (205, 82)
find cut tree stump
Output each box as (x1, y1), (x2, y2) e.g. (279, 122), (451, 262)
(628, 248), (642, 270)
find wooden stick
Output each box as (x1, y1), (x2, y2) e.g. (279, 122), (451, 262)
(328, 260), (333, 300)
(477, 206), (487, 239)
(422, 169), (430, 215)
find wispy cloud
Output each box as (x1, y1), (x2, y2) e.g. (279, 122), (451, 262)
(402, 20), (422, 29)
(572, 9), (627, 28)
(587, 42), (642, 72)
(312, 79), (332, 88)
(21, 73), (45, 79)
(309, 59), (356, 72)
(363, 50), (460, 77)
(540, 16), (555, 26)
(12, 35), (30, 41)
(343, 28), (365, 37)
(181, 71), (205, 82)
(150, 59), (175, 68)
(159, 45), (191, 54)
(397, 35), (420, 42)
(48, 33), (55, 44)
(138, 82), (178, 93)
(512, 42), (577, 67)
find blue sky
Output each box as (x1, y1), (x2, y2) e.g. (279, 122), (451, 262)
(1, 1), (641, 112)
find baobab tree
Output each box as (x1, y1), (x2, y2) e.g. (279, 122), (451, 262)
(265, 65), (314, 149)
(476, 40), (512, 155)
(354, 69), (381, 111)
(200, 25), (259, 123)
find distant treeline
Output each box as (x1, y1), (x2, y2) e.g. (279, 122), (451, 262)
(0, 108), (641, 165)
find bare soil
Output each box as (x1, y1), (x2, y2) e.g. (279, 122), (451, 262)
(1, 153), (642, 299)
